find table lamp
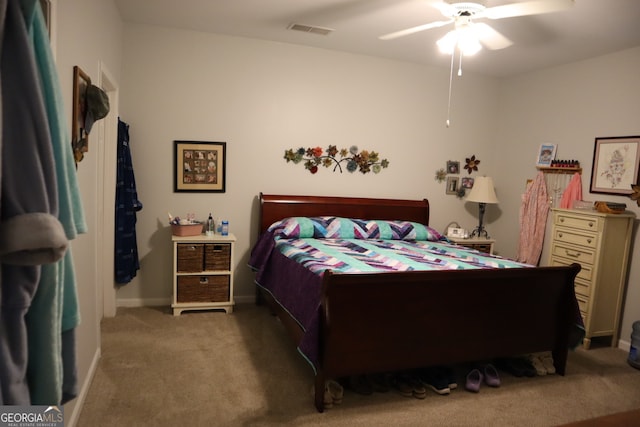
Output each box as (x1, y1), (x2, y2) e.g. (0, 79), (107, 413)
(466, 176), (499, 238)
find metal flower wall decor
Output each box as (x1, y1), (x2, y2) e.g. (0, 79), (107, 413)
(284, 145), (389, 174)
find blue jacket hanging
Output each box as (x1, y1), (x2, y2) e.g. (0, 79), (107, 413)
(114, 118), (143, 284)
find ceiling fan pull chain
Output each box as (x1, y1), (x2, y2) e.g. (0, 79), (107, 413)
(446, 50), (455, 128)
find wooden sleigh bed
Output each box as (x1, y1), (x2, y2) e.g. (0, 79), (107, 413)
(249, 193), (582, 412)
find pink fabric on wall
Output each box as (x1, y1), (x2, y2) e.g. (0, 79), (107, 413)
(517, 172), (550, 265)
(560, 172), (583, 209)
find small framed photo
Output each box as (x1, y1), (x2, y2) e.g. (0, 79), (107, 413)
(447, 160), (460, 174)
(536, 143), (557, 167)
(446, 177), (459, 195)
(590, 136), (640, 195)
(174, 140), (226, 192)
(461, 177), (474, 189)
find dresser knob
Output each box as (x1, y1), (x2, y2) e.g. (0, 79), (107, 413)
(588, 222), (594, 227)
(587, 239), (592, 244)
(558, 233), (563, 238)
(560, 218), (565, 222)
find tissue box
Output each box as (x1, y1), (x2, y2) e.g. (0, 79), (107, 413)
(171, 223), (203, 236)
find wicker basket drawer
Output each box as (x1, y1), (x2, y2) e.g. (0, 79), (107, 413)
(177, 275), (230, 303)
(177, 244), (204, 272)
(204, 243), (231, 271)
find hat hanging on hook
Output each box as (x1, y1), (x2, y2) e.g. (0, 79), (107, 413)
(84, 84), (110, 134)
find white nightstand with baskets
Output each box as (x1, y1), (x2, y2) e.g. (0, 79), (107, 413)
(172, 233), (236, 316)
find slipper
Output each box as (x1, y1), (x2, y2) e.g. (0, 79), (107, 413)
(527, 354), (547, 376)
(465, 368), (483, 393)
(327, 380), (344, 405)
(311, 384), (333, 409)
(483, 364), (501, 387)
(541, 352), (556, 375)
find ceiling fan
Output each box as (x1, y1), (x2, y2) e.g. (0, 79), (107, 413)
(379, 0), (575, 52)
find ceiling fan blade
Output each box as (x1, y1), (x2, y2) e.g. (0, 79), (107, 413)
(482, 0), (574, 20)
(472, 23), (513, 50)
(379, 19), (453, 40)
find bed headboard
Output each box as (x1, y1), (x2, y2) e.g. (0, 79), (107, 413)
(259, 193), (430, 233)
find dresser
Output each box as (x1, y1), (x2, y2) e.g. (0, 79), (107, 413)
(548, 208), (635, 349)
(172, 233), (236, 316)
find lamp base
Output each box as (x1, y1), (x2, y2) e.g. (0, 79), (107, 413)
(470, 227), (490, 239)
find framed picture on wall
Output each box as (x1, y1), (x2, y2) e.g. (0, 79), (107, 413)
(461, 177), (474, 189)
(174, 140), (226, 192)
(447, 160), (460, 174)
(71, 65), (91, 163)
(446, 177), (459, 195)
(590, 135), (640, 195)
(535, 143), (557, 167)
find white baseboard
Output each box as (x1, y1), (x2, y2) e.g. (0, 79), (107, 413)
(618, 338), (631, 353)
(116, 294), (256, 308)
(65, 347), (101, 427)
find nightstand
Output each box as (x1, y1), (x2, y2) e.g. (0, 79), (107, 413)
(448, 236), (495, 255)
(172, 233), (236, 316)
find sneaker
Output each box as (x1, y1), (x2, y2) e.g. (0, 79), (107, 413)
(394, 373), (427, 399)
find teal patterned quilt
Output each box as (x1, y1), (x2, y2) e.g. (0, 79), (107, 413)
(268, 216), (530, 275)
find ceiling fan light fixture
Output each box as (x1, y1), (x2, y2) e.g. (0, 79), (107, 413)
(437, 29), (481, 56)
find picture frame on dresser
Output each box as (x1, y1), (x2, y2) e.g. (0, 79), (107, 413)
(590, 135), (640, 195)
(536, 143), (557, 167)
(174, 140), (226, 192)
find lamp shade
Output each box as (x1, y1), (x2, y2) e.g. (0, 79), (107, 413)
(467, 176), (498, 204)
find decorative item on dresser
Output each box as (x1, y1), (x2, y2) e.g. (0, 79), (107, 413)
(548, 208), (635, 349)
(172, 233), (236, 315)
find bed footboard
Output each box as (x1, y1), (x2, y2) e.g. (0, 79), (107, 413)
(313, 263), (581, 411)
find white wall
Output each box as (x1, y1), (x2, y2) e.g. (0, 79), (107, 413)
(54, 0), (123, 423)
(116, 24), (500, 304)
(494, 46), (640, 347)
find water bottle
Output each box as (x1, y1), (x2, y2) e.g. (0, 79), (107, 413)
(206, 213), (214, 236)
(221, 220), (229, 236)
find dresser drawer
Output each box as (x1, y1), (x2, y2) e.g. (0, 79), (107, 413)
(549, 256), (594, 283)
(553, 227), (598, 249)
(551, 242), (596, 265)
(204, 243), (231, 271)
(573, 277), (591, 298)
(576, 294), (589, 315)
(177, 275), (230, 303)
(177, 244), (204, 272)
(555, 213), (601, 232)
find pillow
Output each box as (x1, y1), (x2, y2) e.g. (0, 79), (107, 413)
(268, 216), (444, 242)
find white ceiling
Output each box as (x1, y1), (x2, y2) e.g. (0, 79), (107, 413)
(114, 0), (640, 78)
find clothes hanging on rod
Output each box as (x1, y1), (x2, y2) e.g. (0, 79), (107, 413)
(560, 172), (583, 209)
(517, 171), (550, 265)
(114, 118), (143, 284)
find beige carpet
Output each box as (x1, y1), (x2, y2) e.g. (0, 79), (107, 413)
(78, 305), (640, 427)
